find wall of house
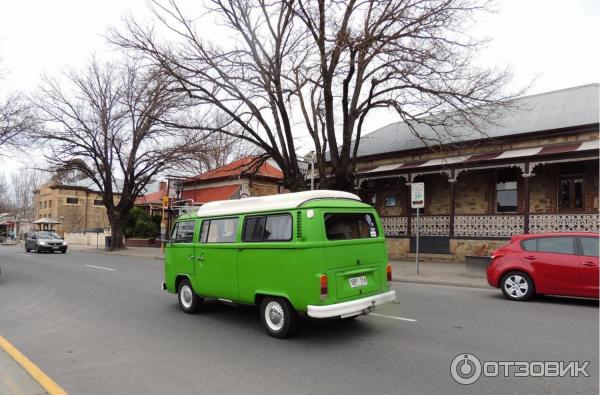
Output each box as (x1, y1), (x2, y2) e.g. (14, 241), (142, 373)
(63, 230), (109, 246)
(34, 183), (117, 235)
(450, 239), (509, 261)
(454, 170), (492, 214)
(385, 238), (410, 259)
(248, 182), (280, 197)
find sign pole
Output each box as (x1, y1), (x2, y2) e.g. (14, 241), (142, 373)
(410, 182), (424, 276)
(416, 207), (420, 275)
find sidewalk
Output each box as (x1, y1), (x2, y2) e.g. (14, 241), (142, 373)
(69, 244), (164, 260)
(390, 260), (489, 289)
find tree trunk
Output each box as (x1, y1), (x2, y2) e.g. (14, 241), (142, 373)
(323, 169), (356, 193)
(109, 211), (126, 250)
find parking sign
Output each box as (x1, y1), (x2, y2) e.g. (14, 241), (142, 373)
(411, 182), (425, 208)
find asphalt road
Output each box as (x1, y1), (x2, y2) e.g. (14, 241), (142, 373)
(0, 246), (597, 395)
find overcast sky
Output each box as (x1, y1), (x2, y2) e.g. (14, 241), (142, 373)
(0, 0), (598, 175)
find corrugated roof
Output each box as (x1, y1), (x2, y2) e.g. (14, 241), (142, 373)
(357, 139), (599, 175)
(184, 157), (283, 184)
(354, 84), (599, 158)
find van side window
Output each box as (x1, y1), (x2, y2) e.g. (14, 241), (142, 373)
(244, 216), (266, 242)
(203, 218), (238, 243)
(325, 213), (378, 240)
(172, 220), (195, 243)
(242, 214), (292, 242)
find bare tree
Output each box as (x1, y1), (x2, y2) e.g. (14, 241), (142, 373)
(174, 130), (259, 176)
(113, 0), (517, 192)
(0, 172), (10, 212)
(10, 169), (45, 220)
(34, 58), (203, 250)
(0, 56), (36, 151)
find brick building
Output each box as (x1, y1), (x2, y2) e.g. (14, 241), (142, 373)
(350, 84), (599, 260)
(34, 180), (121, 235)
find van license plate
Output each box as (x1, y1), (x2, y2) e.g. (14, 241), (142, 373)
(349, 275), (368, 288)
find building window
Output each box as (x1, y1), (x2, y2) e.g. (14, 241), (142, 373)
(384, 196), (397, 207)
(93, 199), (103, 206)
(66, 197), (78, 205)
(43, 201), (47, 208)
(48, 200), (52, 208)
(496, 169), (517, 213)
(560, 176), (585, 211)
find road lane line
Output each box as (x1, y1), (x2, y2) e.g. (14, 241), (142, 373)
(371, 313), (418, 322)
(0, 336), (68, 395)
(84, 264), (115, 271)
(20, 253), (33, 257)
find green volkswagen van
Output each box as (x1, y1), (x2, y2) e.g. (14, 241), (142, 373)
(163, 190), (396, 338)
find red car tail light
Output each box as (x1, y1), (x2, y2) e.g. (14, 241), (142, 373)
(320, 274), (328, 300)
(386, 264), (392, 282)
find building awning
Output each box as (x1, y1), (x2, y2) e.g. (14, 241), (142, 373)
(181, 185), (240, 204)
(33, 218), (62, 225)
(358, 139), (599, 175)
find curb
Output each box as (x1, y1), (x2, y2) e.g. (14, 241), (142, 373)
(392, 276), (490, 289)
(75, 248), (164, 261)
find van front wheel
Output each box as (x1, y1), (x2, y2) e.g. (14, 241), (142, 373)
(260, 297), (298, 338)
(178, 279), (203, 314)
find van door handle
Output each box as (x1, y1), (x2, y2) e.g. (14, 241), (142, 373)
(583, 261), (596, 266)
(197, 256), (204, 261)
(187, 255), (194, 261)
(524, 255), (536, 260)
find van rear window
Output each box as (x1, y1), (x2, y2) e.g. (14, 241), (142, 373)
(324, 213), (378, 240)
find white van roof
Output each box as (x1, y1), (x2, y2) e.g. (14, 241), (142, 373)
(196, 190), (361, 217)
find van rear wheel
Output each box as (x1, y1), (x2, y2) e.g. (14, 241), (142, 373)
(260, 297), (298, 338)
(178, 279), (203, 314)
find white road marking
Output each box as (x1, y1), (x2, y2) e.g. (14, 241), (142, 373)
(370, 313), (417, 322)
(84, 264), (115, 271)
(20, 253), (33, 257)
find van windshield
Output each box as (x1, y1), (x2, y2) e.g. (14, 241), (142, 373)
(324, 213), (378, 240)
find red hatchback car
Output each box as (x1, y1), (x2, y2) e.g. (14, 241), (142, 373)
(487, 232), (599, 301)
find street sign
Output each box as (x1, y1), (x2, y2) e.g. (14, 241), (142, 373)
(411, 182), (425, 208)
(162, 196), (169, 209)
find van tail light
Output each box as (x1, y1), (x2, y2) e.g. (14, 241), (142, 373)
(320, 274), (328, 300)
(386, 264), (392, 283)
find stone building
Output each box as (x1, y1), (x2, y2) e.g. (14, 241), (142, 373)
(34, 179), (121, 235)
(180, 156), (283, 204)
(350, 84), (599, 260)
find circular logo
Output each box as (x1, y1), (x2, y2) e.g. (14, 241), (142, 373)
(450, 353), (482, 385)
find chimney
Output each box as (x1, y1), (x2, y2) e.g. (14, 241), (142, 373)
(159, 181), (167, 191)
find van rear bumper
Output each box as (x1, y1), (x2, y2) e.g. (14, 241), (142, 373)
(307, 290), (397, 319)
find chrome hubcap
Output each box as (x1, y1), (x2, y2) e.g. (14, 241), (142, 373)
(180, 285), (193, 308)
(265, 301), (285, 331)
(505, 275), (528, 298)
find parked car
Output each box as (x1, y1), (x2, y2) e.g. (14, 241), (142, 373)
(487, 232), (599, 300)
(163, 190), (396, 338)
(25, 231), (68, 253)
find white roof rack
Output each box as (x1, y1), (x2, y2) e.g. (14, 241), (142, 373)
(196, 190), (361, 217)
